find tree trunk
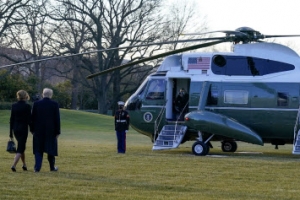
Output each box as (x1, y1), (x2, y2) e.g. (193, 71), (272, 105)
(71, 64), (79, 109)
(71, 82), (78, 109)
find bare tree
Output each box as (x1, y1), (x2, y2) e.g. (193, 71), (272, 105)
(162, 0), (208, 51)
(0, 0), (206, 112)
(1, 0), (63, 98)
(45, 5), (92, 109)
(45, 0), (207, 113)
(0, 0), (30, 39)
(0, 0), (31, 77)
(46, 0), (173, 114)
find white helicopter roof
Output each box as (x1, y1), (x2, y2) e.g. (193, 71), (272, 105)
(156, 42), (300, 83)
(233, 42), (300, 63)
(158, 42), (300, 73)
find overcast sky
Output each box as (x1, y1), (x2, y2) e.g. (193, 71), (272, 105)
(195, 0), (300, 53)
(198, 0), (299, 33)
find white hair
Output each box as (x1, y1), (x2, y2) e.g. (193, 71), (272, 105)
(42, 88), (53, 98)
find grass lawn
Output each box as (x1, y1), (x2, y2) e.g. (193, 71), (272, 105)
(1, 109), (300, 200)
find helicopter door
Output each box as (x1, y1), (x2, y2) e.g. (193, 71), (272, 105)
(167, 78), (190, 120)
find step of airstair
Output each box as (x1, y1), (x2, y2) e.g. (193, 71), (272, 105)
(152, 125), (187, 150)
(293, 130), (300, 154)
(293, 106), (300, 155)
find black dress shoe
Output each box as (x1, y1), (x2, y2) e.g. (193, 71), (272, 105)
(22, 165), (27, 171)
(11, 166), (16, 172)
(50, 167), (58, 172)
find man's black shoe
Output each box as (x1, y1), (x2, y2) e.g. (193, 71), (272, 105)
(50, 167), (58, 172)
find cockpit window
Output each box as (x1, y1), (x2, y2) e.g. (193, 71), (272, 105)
(145, 79), (165, 100)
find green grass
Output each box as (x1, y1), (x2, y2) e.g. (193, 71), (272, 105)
(1, 109), (300, 199)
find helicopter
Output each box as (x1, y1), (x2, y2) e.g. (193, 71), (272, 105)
(86, 27), (300, 156)
(3, 27), (300, 156)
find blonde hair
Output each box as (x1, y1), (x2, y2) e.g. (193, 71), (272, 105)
(42, 88), (53, 98)
(17, 90), (30, 101)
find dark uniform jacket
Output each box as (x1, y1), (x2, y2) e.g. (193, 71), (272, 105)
(31, 98), (60, 156)
(174, 93), (189, 113)
(10, 101), (32, 138)
(114, 109), (130, 131)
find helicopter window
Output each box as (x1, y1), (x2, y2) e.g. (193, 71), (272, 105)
(224, 90), (249, 104)
(145, 79), (165, 100)
(277, 92), (288, 106)
(247, 57), (260, 76)
(207, 89), (218, 105)
(138, 83), (146, 97)
(267, 61), (295, 74)
(213, 55), (226, 67)
(211, 56), (295, 76)
(125, 79), (148, 111)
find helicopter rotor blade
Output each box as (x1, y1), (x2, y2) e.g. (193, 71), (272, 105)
(181, 30), (248, 38)
(0, 37), (226, 69)
(3, 26), (299, 71)
(183, 27), (300, 42)
(86, 39), (226, 79)
(263, 34), (300, 39)
(0, 53), (82, 69)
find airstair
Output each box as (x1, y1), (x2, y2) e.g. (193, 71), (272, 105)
(152, 124), (187, 150)
(292, 106), (300, 154)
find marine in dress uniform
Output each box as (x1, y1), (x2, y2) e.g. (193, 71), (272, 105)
(114, 101), (130, 153)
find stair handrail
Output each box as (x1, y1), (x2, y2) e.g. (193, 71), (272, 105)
(173, 101), (189, 142)
(176, 101), (189, 122)
(154, 100), (167, 142)
(293, 105), (300, 146)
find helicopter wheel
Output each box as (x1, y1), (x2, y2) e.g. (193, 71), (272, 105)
(221, 141), (237, 152)
(192, 141), (209, 156)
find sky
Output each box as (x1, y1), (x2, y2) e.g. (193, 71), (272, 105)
(193, 0), (300, 53)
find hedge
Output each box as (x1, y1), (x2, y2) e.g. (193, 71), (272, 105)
(0, 102), (12, 110)
(0, 102), (33, 110)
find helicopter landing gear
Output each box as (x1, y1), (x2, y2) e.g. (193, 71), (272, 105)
(192, 141), (210, 156)
(192, 132), (214, 156)
(221, 140), (237, 152)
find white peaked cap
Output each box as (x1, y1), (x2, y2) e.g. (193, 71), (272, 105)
(117, 101), (125, 106)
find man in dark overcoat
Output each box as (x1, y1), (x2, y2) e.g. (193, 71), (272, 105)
(31, 88), (61, 172)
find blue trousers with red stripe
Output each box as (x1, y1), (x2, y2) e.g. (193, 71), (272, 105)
(116, 130), (126, 153)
